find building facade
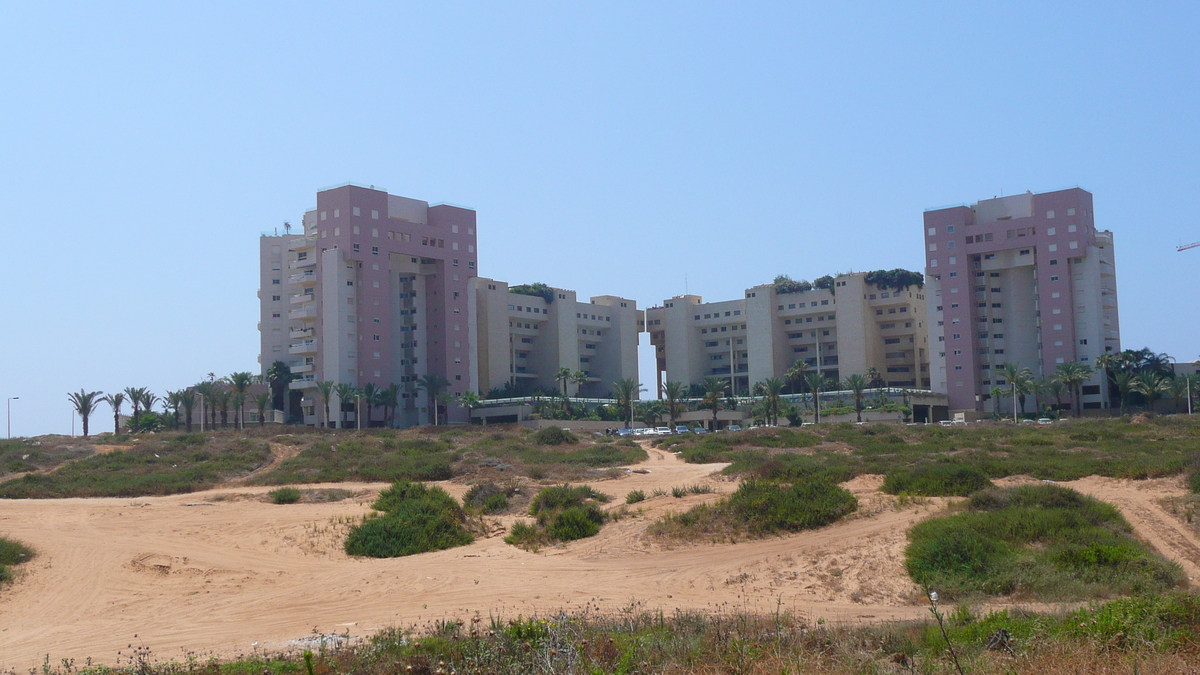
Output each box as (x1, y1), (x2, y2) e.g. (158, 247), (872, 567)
(923, 188), (1120, 413)
(645, 272), (929, 396)
(259, 184), (478, 426)
(468, 278), (644, 398)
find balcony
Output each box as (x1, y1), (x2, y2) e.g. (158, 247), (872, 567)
(292, 363), (314, 374)
(291, 293), (315, 305)
(289, 377), (317, 390)
(289, 271), (316, 285)
(288, 235), (317, 251)
(289, 341), (317, 355)
(289, 259), (316, 270)
(290, 328), (314, 339)
(289, 306), (316, 320)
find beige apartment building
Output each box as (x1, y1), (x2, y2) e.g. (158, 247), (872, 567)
(646, 272), (930, 395)
(467, 278), (644, 398)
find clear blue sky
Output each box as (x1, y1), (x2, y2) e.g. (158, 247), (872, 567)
(2, 1), (1197, 436)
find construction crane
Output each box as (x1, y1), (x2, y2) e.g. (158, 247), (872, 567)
(1178, 241), (1200, 252)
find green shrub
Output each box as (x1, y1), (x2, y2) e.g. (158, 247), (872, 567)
(344, 481), (473, 558)
(507, 484), (609, 548)
(532, 427), (578, 445)
(626, 489), (646, 504)
(258, 439), (454, 485)
(671, 486), (687, 498)
(882, 464), (993, 496)
(906, 484), (1185, 600)
(269, 487), (302, 504)
(548, 505), (603, 541)
(463, 481), (518, 514)
(1190, 471), (1200, 494)
(726, 479), (857, 534)
(0, 536), (33, 585)
(530, 484), (609, 515)
(651, 478), (857, 539)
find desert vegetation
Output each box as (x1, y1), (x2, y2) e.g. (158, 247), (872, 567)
(343, 480), (473, 558)
(650, 477), (857, 540)
(505, 484), (611, 549)
(907, 484), (1185, 600)
(658, 417), (1200, 485)
(0, 434), (271, 498)
(0, 535), (33, 584)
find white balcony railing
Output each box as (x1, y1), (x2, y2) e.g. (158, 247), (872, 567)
(289, 307), (316, 320)
(289, 259), (316, 270)
(290, 328), (314, 339)
(292, 364), (314, 374)
(289, 271), (316, 284)
(287, 235), (317, 251)
(291, 293), (315, 305)
(289, 341), (317, 355)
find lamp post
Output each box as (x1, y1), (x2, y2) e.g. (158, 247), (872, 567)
(6, 397), (18, 439)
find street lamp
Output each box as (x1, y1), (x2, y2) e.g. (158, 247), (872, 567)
(7, 397), (18, 439)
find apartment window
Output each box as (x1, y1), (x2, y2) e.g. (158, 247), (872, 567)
(272, 279), (280, 285)
(733, 310), (741, 316)
(949, 272), (957, 278)
(929, 243), (938, 252)
(1019, 249), (1029, 255)
(1048, 244), (1058, 252)
(1069, 241), (1079, 249)
(372, 335), (380, 341)
(876, 309), (883, 315)
(984, 253), (995, 260)
(353, 243), (360, 252)
(1050, 259), (1058, 265)
(371, 246), (379, 254)
(821, 300), (829, 305)
(947, 241), (956, 249)
(948, 257), (956, 265)
(1068, 224), (1077, 233)
(993, 333), (1003, 339)
(320, 211), (327, 221)
(1050, 275), (1059, 282)
(271, 313), (280, 318)
(927, 227), (936, 235)
(272, 295), (280, 301)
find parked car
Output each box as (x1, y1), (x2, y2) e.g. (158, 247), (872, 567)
(654, 427), (672, 436)
(727, 424), (743, 432)
(617, 428), (633, 436)
(1037, 418), (1054, 425)
(693, 427), (709, 435)
(675, 426), (690, 434)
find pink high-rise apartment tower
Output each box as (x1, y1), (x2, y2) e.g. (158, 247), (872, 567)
(260, 184), (477, 426)
(924, 188), (1120, 415)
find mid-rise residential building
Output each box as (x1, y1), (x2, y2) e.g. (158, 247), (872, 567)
(259, 184), (478, 426)
(468, 278), (644, 398)
(923, 188), (1120, 414)
(645, 272), (929, 396)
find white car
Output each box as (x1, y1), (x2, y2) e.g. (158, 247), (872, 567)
(654, 427), (672, 436)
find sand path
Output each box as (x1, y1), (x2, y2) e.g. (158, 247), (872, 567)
(0, 447), (1194, 669)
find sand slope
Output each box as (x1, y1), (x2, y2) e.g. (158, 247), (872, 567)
(0, 448), (1195, 669)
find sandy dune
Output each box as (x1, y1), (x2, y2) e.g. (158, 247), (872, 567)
(0, 448), (1196, 669)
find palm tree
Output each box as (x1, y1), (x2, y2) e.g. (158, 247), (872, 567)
(102, 392), (126, 436)
(761, 377), (786, 426)
(458, 390), (481, 424)
(785, 360), (809, 395)
(124, 387), (144, 424)
(379, 383), (401, 428)
(253, 391), (273, 426)
(1168, 376), (1190, 414)
(555, 367), (572, 398)
(178, 389), (197, 432)
(68, 389), (103, 437)
(989, 386), (1005, 418)
(865, 366), (884, 390)
(211, 388), (231, 428)
(999, 363), (1033, 422)
(612, 378), (646, 429)
(1132, 371), (1169, 412)
(571, 370), (589, 397)
(1094, 353), (1120, 409)
(700, 377), (727, 430)
(334, 383), (358, 429)
(1113, 371), (1135, 415)
(663, 381), (687, 429)
(1043, 378), (1067, 416)
(1054, 362), (1093, 418)
(416, 375), (450, 425)
(229, 372), (253, 429)
(804, 371), (826, 423)
(138, 391), (159, 430)
(163, 391), (182, 430)
(315, 380), (336, 428)
(359, 382), (379, 427)
(266, 360), (296, 417)
(191, 381), (216, 430)
(843, 374), (869, 423)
